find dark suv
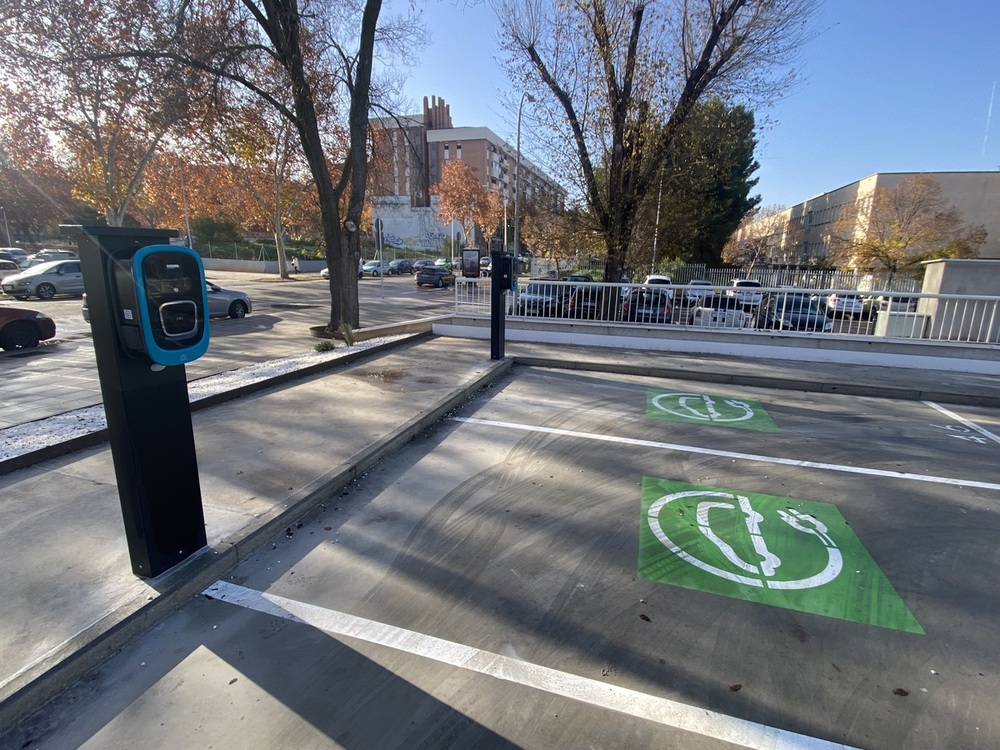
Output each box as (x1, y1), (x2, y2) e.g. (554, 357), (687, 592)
(415, 265), (456, 288)
(566, 284), (616, 320)
(516, 281), (570, 317)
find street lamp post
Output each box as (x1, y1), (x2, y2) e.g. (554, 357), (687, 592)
(0, 206), (10, 246)
(512, 92), (535, 258)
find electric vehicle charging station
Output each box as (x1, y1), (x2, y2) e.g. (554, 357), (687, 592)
(490, 251), (515, 360)
(63, 225), (209, 578)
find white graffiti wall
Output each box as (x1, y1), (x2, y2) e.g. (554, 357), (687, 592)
(373, 195), (464, 253)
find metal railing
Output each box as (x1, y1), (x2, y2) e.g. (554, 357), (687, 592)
(453, 278), (1000, 345)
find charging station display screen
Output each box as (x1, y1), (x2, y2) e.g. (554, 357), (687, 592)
(141, 254), (205, 345)
(129, 245), (210, 366)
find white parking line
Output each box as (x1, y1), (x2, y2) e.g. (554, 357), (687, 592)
(923, 401), (1000, 446)
(450, 417), (1000, 492)
(205, 581), (857, 750)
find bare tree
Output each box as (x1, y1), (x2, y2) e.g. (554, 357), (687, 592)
(496, 0), (817, 288)
(722, 204), (800, 268)
(0, 0), (210, 226)
(2, 0), (423, 331)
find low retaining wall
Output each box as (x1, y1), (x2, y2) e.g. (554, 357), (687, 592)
(202, 258), (327, 274)
(436, 316), (1000, 375)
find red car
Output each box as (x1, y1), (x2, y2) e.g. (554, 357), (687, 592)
(0, 306), (57, 350)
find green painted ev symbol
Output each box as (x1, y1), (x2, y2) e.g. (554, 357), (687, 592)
(646, 390), (778, 432)
(639, 478), (923, 633)
(647, 490), (842, 590)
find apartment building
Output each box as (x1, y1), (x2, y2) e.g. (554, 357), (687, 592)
(369, 96), (565, 252)
(746, 172), (1000, 266)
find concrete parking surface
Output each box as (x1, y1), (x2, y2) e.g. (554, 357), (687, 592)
(3, 345), (998, 749)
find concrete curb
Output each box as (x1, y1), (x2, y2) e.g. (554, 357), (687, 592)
(510, 355), (1000, 408)
(0, 355), (514, 733)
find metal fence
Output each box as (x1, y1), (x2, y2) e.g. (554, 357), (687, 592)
(453, 278), (1000, 345)
(530, 259), (921, 295)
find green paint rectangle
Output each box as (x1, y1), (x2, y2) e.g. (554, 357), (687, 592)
(646, 390), (778, 432)
(639, 477), (923, 634)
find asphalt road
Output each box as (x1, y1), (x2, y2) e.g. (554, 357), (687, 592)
(0, 271), (456, 428)
(11, 366), (999, 749)
(1, 269), (455, 342)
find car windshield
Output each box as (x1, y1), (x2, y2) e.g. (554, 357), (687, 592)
(701, 295), (742, 310)
(22, 261), (62, 275)
(775, 297), (821, 313)
(634, 288), (670, 304)
(523, 283), (558, 296)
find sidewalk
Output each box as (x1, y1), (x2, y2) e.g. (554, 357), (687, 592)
(2, 333), (998, 733)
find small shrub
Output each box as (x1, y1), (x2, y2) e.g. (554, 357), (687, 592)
(338, 322), (355, 346)
(314, 340), (335, 353)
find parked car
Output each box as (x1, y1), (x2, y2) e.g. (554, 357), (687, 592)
(28, 248), (78, 261)
(821, 293), (865, 319)
(362, 260), (392, 277)
(83, 282), (251, 321)
(864, 294), (918, 316)
(434, 257), (453, 269)
(565, 284), (615, 319)
(0, 247), (30, 264)
(727, 279), (764, 307)
(479, 256), (492, 276)
(412, 259), (436, 273)
(0, 259), (21, 283)
(755, 293), (832, 332)
(388, 259), (414, 275)
(621, 286), (673, 324)
(18, 258), (49, 269)
(0, 306), (57, 350)
(516, 281), (570, 317)
(687, 294), (748, 328)
(206, 281), (252, 318)
(683, 280), (714, 305)
(1, 259), (85, 300)
(415, 265), (456, 288)
(640, 274), (675, 301)
(0, 250), (14, 263)
(331, 259), (365, 279)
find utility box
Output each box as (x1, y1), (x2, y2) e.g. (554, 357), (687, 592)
(875, 311), (929, 339)
(63, 225), (208, 578)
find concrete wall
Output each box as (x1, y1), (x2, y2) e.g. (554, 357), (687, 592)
(435, 315), (1000, 375)
(202, 258), (327, 274)
(921, 258), (1000, 342)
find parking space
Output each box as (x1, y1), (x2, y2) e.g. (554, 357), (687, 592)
(20, 365), (999, 749)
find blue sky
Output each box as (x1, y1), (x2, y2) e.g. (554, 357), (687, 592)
(400, 0), (1000, 208)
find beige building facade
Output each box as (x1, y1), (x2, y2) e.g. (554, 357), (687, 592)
(370, 96), (565, 252)
(749, 172), (1000, 267)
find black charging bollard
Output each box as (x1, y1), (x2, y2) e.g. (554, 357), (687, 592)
(63, 225), (208, 578)
(490, 251), (515, 359)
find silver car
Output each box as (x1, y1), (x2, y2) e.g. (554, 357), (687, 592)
(206, 281), (252, 318)
(2, 260), (85, 300)
(82, 281), (251, 321)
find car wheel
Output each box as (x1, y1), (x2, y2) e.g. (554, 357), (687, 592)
(435, 277), (444, 288)
(228, 300), (248, 319)
(36, 283), (56, 300)
(0, 321), (40, 350)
